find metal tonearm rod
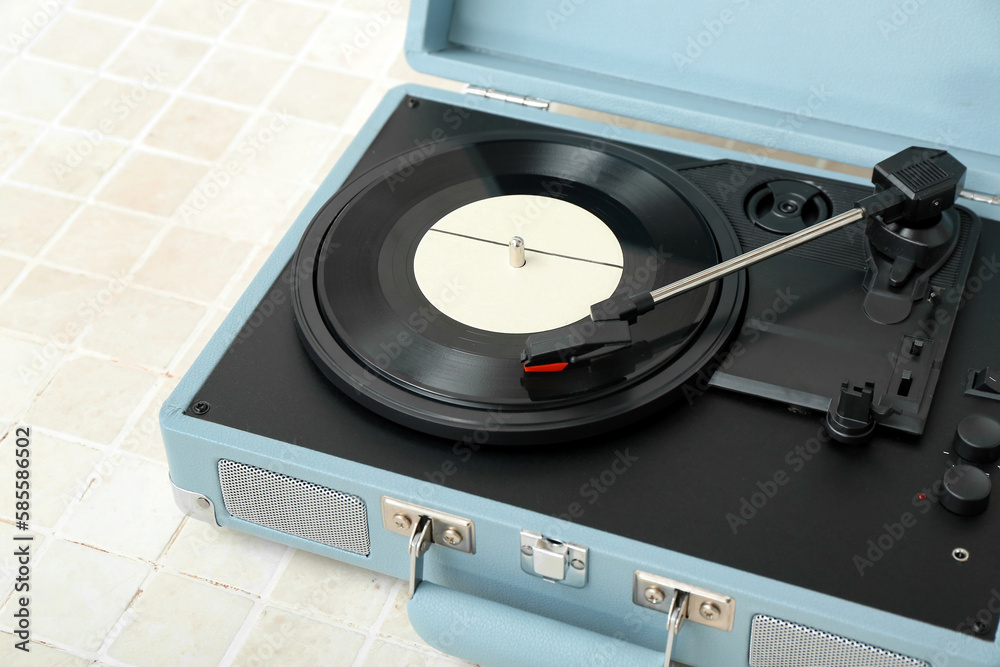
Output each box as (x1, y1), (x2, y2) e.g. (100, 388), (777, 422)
(645, 207), (866, 306)
(522, 147), (1000, 372)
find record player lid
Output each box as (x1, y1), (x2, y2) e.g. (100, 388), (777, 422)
(405, 0), (1000, 194)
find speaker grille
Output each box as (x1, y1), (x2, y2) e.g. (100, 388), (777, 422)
(749, 615), (930, 667)
(218, 460), (370, 556)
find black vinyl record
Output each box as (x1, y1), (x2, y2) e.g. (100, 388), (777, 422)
(292, 134), (746, 444)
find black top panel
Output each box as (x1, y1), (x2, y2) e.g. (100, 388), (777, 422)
(192, 97), (1000, 637)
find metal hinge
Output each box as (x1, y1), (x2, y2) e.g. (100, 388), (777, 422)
(381, 497), (475, 598)
(633, 571), (735, 667)
(462, 84), (550, 110)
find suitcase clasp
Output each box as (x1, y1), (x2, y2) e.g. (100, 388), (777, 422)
(633, 571), (735, 667)
(381, 497), (475, 598)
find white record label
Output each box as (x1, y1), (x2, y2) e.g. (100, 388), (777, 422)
(412, 195), (624, 335)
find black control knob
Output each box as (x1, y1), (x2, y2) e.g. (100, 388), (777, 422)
(941, 465), (991, 516)
(954, 415), (1000, 463)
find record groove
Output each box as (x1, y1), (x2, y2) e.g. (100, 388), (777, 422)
(292, 134), (746, 444)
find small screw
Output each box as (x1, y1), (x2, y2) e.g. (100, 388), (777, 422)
(699, 601), (721, 621)
(392, 513), (411, 531)
(195, 497), (210, 509)
(407, 98), (420, 108)
(442, 528), (462, 546)
(570, 559), (585, 570)
(972, 620), (990, 636)
(953, 547), (970, 562)
(520, 544), (533, 556)
(191, 401), (210, 415)
(644, 586), (665, 604)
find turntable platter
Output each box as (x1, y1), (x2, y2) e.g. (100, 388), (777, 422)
(291, 137), (746, 443)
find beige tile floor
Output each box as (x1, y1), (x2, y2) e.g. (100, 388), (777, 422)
(0, 2), (867, 666)
(0, 0), (476, 665)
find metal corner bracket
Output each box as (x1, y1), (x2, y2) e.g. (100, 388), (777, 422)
(170, 476), (221, 526)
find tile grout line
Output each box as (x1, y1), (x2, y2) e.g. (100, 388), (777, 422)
(0, 0), (176, 310)
(216, 545), (296, 667)
(179, 9), (392, 661)
(185, 11), (416, 664)
(0, 2), (244, 660)
(36, 0), (264, 569)
(0, 0), (269, 416)
(0, 67), (371, 133)
(350, 579), (405, 667)
(56, 5), (391, 79)
(0, 1), (480, 665)
(152, 0), (367, 384)
(0, 7), (144, 183)
(0, 181), (268, 253)
(87, 555), (168, 666)
(63, 4), (272, 664)
(0, 0), (71, 79)
(146, 0), (405, 381)
(88, 509), (203, 665)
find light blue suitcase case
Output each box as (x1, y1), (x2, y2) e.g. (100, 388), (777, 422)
(162, 1), (1000, 665)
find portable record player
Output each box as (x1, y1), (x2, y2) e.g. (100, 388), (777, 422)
(161, 1), (1000, 665)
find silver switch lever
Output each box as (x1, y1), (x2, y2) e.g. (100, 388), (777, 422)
(663, 589), (689, 667)
(407, 516), (431, 599)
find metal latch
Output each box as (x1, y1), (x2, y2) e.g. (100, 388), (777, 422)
(633, 571), (735, 667)
(381, 497), (475, 598)
(519, 529), (588, 587)
(462, 84), (550, 110)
